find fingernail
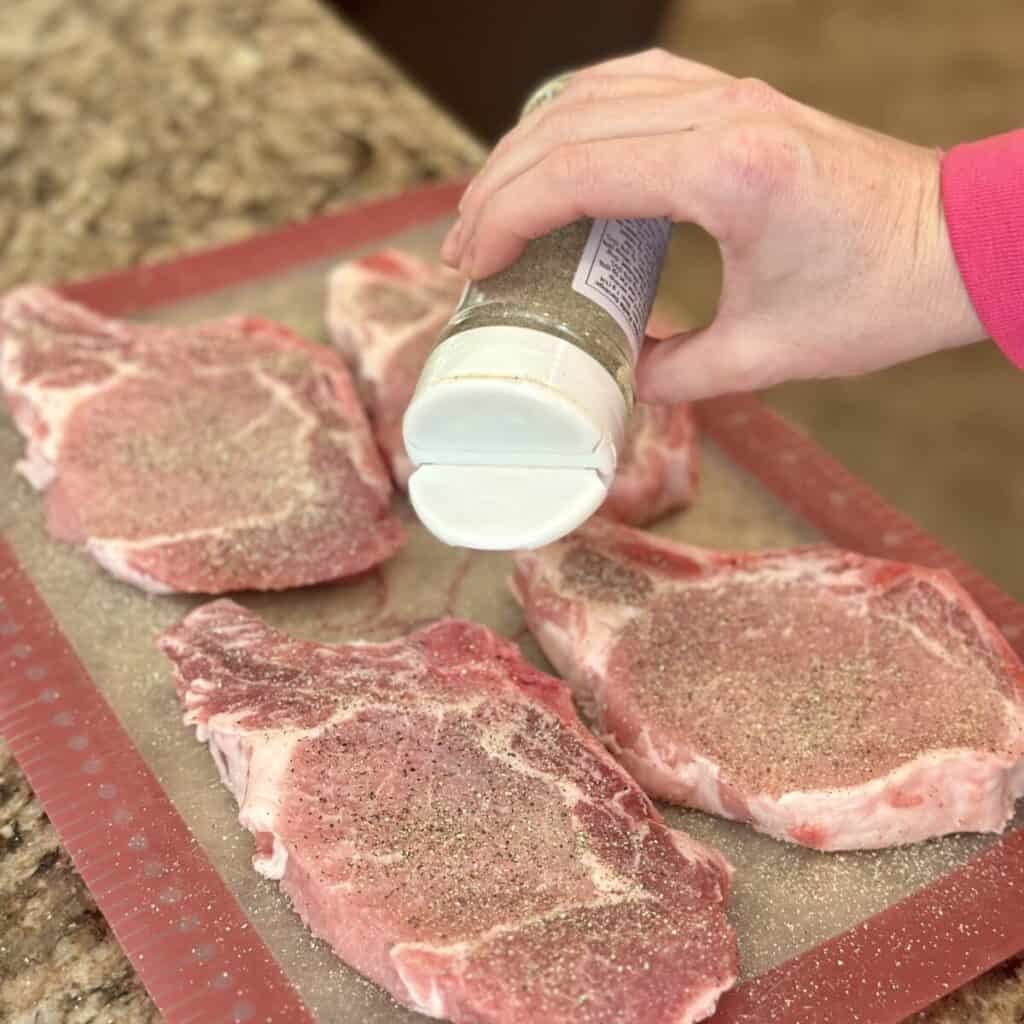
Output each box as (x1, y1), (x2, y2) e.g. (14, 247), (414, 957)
(440, 218), (463, 264)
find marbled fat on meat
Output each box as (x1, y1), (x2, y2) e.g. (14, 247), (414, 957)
(326, 250), (464, 488)
(325, 249), (698, 525)
(0, 286), (404, 592)
(513, 518), (1024, 851)
(159, 600), (738, 1024)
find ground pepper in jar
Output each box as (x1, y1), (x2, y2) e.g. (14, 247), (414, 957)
(402, 73), (673, 551)
(440, 75), (672, 408)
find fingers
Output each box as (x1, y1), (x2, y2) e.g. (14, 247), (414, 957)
(442, 54), (731, 268)
(572, 48), (730, 86)
(456, 132), (726, 278)
(556, 72), (715, 107)
(443, 73), (799, 275)
(457, 86), (728, 249)
(637, 320), (779, 403)
(456, 75), (710, 226)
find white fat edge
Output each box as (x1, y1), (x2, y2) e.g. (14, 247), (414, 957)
(609, 786), (650, 841)
(85, 538), (174, 594)
(16, 451), (55, 490)
(351, 308), (451, 385)
(625, 723), (1024, 850)
(756, 747), (1024, 849)
(1, 361), (56, 492)
(674, 974), (739, 1024)
(6, 356), (133, 467)
(391, 450), (415, 490)
(391, 960), (449, 1020)
(204, 725), (292, 882)
(201, 617), (275, 650)
(253, 834), (289, 881)
(207, 729), (250, 801)
(324, 271), (382, 367)
(518, 556), (638, 692)
(546, 599), (639, 724)
(230, 731), (300, 840)
(666, 828), (734, 890)
(327, 264), (452, 384)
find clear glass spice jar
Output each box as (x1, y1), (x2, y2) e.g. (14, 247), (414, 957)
(404, 73), (672, 551)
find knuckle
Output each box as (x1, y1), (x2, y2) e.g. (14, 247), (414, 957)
(638, 47), (676, 68)
(550, 143), (593, 192)
(721, 77), (782, 110)
(559, 75), (609, 105)
(719, 123), (802, 197)
(545, 143), (598, 218)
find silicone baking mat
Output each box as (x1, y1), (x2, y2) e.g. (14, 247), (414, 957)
(2, 181), (1023, 1024)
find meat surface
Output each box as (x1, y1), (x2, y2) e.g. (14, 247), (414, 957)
(326, 250), (698, 525)
(0, 286), (403, 593)
(160, 600), (738, 1024)
(512, 518), (1024, 851)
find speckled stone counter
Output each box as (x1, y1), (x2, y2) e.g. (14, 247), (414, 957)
(0, 0), (480, 291)
(1, 1), (1020, 1021)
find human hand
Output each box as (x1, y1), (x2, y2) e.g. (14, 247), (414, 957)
(441, 50), (985, 402)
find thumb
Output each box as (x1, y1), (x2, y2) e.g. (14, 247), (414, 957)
(636, 320), (766, 403)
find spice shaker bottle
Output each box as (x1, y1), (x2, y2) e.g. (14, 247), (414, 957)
(404, 73), (672, 550)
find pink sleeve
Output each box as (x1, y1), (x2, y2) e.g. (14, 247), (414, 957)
(940, 129), (1024, 368)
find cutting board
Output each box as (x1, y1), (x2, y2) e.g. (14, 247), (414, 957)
(2, 181), (1023, 1024)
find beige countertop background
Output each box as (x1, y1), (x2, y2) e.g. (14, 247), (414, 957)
(0, 0), (1021, 1020)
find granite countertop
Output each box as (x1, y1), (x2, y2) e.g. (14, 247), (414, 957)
(0, 1), (1020, 1021)
(0, 0), (480, 290)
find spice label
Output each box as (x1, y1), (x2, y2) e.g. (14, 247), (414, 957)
(571, 217), (672, 358)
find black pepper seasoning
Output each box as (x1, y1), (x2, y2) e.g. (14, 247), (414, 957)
(403, 73), (673, 552)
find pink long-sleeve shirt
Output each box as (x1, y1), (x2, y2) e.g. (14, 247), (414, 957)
(941, 129), (1024, 368)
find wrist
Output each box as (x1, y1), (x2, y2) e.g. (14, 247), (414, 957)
(917, 147), (987, 353)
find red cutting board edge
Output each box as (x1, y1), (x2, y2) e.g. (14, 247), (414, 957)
(1, 179), (1022, 1024)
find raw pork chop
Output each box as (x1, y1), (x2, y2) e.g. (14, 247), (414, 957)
(326, 250), (698, 524)
(160, 600), (738, 1024)
(0, 286), (404, 593)
(326, 250), (464, 489)
(512, 518), (1024, 851)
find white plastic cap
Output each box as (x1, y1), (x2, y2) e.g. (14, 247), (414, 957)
(403, 325), (627, 550)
